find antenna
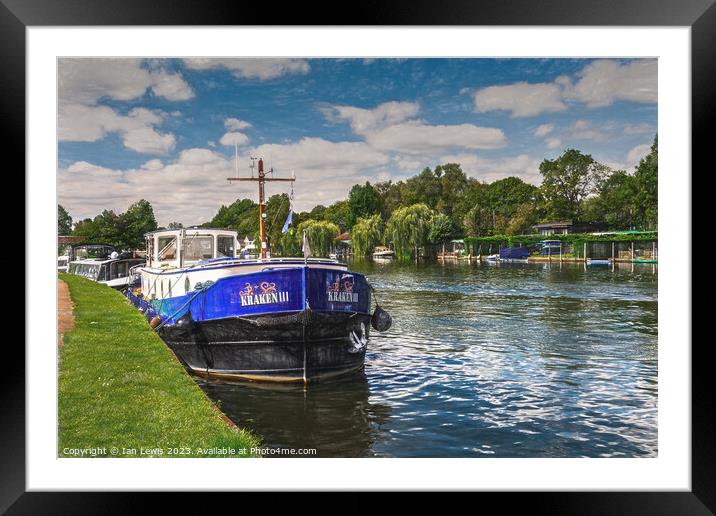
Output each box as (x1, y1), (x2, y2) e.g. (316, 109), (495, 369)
(249, 157), (257, 179)
(234, 143), (239, 179)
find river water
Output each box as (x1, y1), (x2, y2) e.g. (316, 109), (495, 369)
(199, 260), (658, 458)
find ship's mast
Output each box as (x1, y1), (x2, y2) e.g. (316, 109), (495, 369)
(227, 157), (295, 259)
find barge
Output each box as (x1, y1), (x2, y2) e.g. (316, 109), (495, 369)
(126, 158), (390, 383)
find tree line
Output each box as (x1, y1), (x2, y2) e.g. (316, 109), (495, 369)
(59, 136), (657, 260)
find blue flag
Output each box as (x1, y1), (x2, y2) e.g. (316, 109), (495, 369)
(281, 209), (293, 233)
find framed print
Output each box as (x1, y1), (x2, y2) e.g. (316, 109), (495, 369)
(6, 0), (710, 511)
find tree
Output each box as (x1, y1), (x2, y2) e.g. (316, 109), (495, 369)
(375, 180), (403, 221)
(587, 170), (637, 229)
(486, 177), (538, 218)
(351, 214), (383, 258)
(348, 182), (383, 229)
(633, 135), (658, 229)
(323, 200), (352, 231)
(167, 221), (184, 229)
(506, 202), (541, 235)
(265, 193), (291, 254)
(120, 199), (158, 249)
(539, 149), (609, 221)
(279, 227), (302, 257)
(463, 206), (493, 237)
(297, 219), (340, 257)
(58, 205), (72, 235)
(428, 214), (458, 244)
(384, 203), (432, 262)
(435, 163), (469, 217)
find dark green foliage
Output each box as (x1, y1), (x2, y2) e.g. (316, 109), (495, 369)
(539, 149), (609, 221)
(71, 200), (158, 250)
(428, 213), (459, 244)
(58, 204), (73, 235)
(348, 182), (383, 229)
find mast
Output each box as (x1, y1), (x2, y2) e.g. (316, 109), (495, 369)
(227, 157), (295, 259)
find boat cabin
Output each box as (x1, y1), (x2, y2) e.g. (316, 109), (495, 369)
(145, 228), (239, 268)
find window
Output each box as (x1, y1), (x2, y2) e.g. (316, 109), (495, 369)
(182, 236), (214, 261)
(217, 236), (235, 258)
(112, 261), (128, 279)
(157, 236), (177, 261)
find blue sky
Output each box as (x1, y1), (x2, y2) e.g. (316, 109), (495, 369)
(58, 58), (657, 226)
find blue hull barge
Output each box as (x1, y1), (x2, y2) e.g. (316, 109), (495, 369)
(127, 157), (391, 383)
(127, 251), (386, 382)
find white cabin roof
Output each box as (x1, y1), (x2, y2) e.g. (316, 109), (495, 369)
(145, 227), (238, 239)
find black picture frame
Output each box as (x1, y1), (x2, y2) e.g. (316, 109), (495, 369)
(6, 0), (708, 512)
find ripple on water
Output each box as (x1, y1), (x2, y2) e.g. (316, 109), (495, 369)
(199, 262), (657, 458)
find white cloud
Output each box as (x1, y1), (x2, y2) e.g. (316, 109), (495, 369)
(59, 138), (392, 226)
(224, 117), (252, 130)
(563, 59), (657, 107)
(570, 119), (609, 141)
(623, 123), (654, 135)
(625, 143), (651, 169)
(58, 59), (192, 154)
(58, 58), (194, 105)
(58, 104), (176, 154)
(473, 82), (567, 118)
(183, 58), (310, 80)
(149, 69), (195, 101)
(325, 101), (420, 134)
(323, 101), (506, 153)
(470, 59), (657, 117)
(534, 123), (554, 137)
(545, 137), (561, 149)
(219, 131), (250, 147)
(365, 121), (506, 153)
(442, 153), (543, 184)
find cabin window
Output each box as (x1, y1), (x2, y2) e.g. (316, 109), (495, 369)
(157, 236), (177, 261)
(112, 261), (128, 279)
(217, 236), (235, 258)
(182, 236), (214, 261)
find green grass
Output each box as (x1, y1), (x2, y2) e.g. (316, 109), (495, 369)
(58, 274), (261, 458)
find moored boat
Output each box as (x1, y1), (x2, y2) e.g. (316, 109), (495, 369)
(67, 244), (145, 289)
(126, 159), (391, 383)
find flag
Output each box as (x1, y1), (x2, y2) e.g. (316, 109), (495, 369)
(281, 208), (293, 233)
(302, 230), (312, 258)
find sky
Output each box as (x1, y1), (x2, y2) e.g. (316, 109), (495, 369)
(57, 58), (657, 226)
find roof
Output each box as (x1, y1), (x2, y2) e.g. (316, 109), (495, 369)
(335, 232), (352, 241)
(58, 236), (85, 245)
(145, 228), (238, 237)
(531, 221), (573, 229)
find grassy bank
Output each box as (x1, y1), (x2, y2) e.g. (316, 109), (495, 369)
(58, 274), (260, 458)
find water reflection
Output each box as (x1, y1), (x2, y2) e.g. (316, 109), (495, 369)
(199, 261), (658, 458)
(199, 371), (391, 457)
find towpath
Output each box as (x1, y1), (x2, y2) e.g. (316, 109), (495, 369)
(57, 279), (75, 345)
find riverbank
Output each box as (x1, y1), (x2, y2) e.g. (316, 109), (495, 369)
(58, 274), (260, 458)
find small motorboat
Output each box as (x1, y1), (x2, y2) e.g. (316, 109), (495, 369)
(372, 246), (395, 260)
(66, 244), (144, 289)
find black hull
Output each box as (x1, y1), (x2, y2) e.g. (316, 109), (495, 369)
(158, 311), (371, 383)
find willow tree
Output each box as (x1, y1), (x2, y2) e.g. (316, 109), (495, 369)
(351, 214), (383, 258)
(385, 203), (432, 262)
(297, 219), (340, 257)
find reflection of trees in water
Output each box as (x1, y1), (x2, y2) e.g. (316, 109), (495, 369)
(199, 371), (391, 457)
